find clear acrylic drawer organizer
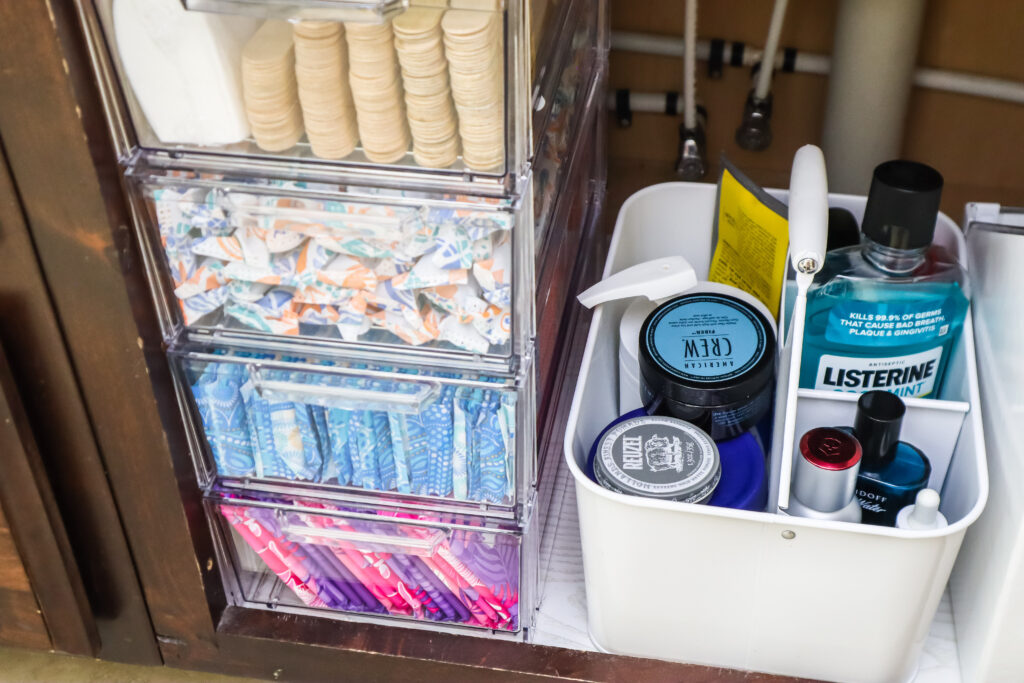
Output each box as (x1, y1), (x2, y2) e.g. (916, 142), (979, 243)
(128, 168), (535, 372)
(172, 344), (537, 519)
(75, 0), (602, 196)
(207, 491), (538, 638)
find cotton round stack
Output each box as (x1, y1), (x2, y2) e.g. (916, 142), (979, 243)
(241, 20), (304, 152)
(442, 9), (505, 171)
(344, 21), (411, 164)
(293, 21), (359, 159)
(393, 8), (460, 169)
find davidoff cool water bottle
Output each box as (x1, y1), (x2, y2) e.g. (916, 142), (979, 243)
(799, 161), (970, 398)
(846, 390), (931, 526)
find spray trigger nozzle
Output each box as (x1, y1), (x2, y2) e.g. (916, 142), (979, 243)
(577, 256), (699, 308)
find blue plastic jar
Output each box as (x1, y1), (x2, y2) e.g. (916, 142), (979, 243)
(639, 292), (776, 441)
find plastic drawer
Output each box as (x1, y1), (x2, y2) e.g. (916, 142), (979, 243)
(76, 0), (599, 196)
(535, 103), (604, 416)
(183, 0), (407, 22)
(208, 493), (537, 638)
(129, 168), (534, 369)
(531, 0), (606, 247)
(171, 344), (536, 518)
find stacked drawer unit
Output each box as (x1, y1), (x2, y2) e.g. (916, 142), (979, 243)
(76, 0), (606, 639)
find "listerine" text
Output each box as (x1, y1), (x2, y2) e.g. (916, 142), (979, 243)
(820, 359), (935, 396)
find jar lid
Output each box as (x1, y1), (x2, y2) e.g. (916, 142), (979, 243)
(638, 293), (776, 407)
(593, 415), (721, 503)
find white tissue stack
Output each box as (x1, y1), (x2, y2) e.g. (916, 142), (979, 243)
(113, 0), (260, 146)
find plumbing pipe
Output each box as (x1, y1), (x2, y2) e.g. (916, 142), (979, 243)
(676, 0), (706, 179)
(755, 0), (790, 100)
(611, 31), (1024, 104)
(683, 0), (698, 130)
(914, 68), (1024, 105)
(611, 31), (715, 61)
(821, 0), (927, 194)
(610, 81), (1024, 120)
(736, 0), (787, 152)
(607, 91), (686, 115)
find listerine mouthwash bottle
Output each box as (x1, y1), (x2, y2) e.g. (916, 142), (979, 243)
(799, 160), (970, 398)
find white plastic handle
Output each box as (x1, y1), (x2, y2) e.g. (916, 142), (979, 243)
(577, 256), (699, 308)
(237, 203), (406, 227)
(233, 203), (408, 242)
(776, 144), (829, 512)
(787, 144), (828, 275)
(282, 522), (447, 554)
(250, 366), (439, 414)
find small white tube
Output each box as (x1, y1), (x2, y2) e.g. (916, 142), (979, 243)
(754, 0), (790, 100)
(605, 91), (682, 114)
(683, 0), (698, 130)
(792, 52), (830, 76)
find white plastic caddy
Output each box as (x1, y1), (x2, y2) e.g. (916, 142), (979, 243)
(564, 183), (988, 683)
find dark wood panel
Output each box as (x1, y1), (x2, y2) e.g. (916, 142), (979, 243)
(195, 608), (807, 683)
(611, 0), (838, 53)
(0, 340), (98, 656)
(0, 127), (158, 663)
(0, 511), (50, 651)
(919, 0), (1024, 81)
(0, 0), (204, 664)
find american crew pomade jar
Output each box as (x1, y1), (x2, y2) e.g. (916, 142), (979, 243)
(639, 292), (776, 440)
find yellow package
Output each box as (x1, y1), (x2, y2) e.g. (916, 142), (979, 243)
(709, 159), (789, 320)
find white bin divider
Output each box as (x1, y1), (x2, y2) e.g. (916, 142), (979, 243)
(564, 182), (988, 682)
(768, 187), (974, 515)
(794, 389), (969, 495)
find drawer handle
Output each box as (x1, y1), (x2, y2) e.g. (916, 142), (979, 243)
(233, 204), (409, 238)
(249, 368), (439, 414)
(280, 522), (446, 554)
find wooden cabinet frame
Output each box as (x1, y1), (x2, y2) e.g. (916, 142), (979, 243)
(0, 339), (95, 655)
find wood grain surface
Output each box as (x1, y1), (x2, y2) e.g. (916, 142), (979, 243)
(606, 0), (1024, 217)
(0, 511), (49, 651)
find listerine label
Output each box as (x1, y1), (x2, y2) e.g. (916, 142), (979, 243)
(824, 297), (957, 347)
(814, 347), (943, 397)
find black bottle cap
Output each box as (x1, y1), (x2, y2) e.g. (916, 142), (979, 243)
(861, 160), (944, 250)
(827, 207), (861, 252)
(854, 391), (906, 468)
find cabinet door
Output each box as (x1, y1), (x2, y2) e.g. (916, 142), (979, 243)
(0, 504), (50, 650)
(0, 342), (98, 655)
(0, 32), (160, 660)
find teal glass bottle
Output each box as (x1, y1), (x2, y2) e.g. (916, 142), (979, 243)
(799, 160), (969, 398)
(841, 390), (931, 526)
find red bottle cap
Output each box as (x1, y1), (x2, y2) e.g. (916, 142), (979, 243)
(800, 427), (861, 471)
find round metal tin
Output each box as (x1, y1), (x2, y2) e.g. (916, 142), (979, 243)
(593, 415), (721, 503)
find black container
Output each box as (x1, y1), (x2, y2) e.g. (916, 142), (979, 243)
(639, 292), (776, 440)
